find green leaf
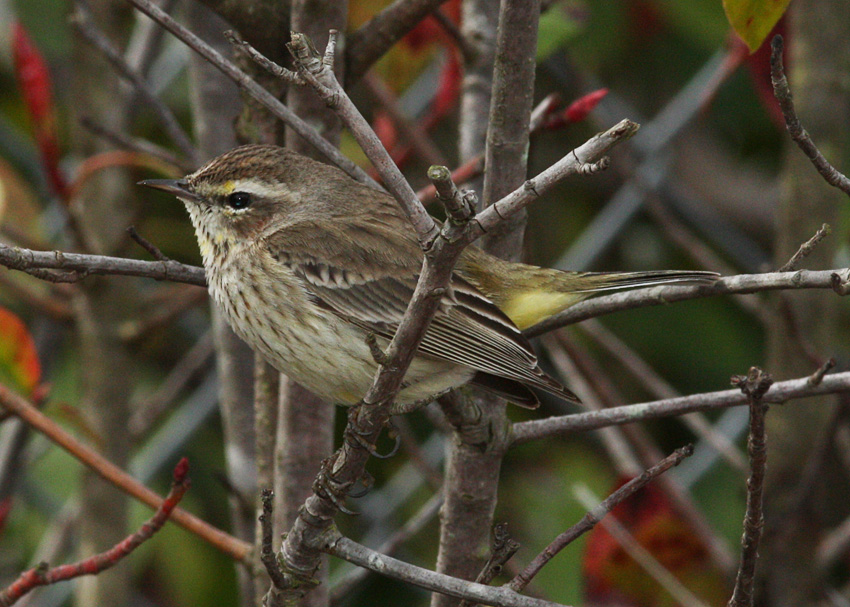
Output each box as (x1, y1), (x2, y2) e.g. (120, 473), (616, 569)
(723, 0), (791, 52)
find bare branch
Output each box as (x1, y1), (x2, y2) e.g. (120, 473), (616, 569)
(286, 31), (440, 247)
(0, 243), (206, 286)
(572, 484), (712, 607)
(329, 491), (443, 600)
(778, 223), (832, 272)
(508, 445), (694, 593)
(122, 0), (376, 187)
(80, 116), (191, 172)
(126, 226), (169, 261)
(0, 382), (250, 561)
(0, 458), (191, 607)
(71, 2), (199, 165)
(512, 370), (850, 445)
(770, 35), (850, 196)
(728, 368), (773, 607)
(470, 119), (639, 239)
(526, 268), (850, 336)
(324, 534), (568, 607)
(363, 71), (448, 167)
(346, 0), (448, 85)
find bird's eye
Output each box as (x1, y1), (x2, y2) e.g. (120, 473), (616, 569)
(227, 192), (252, 210)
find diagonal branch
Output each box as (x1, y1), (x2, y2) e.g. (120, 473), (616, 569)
(770, 35), (850, 197)
(345, 0), (449, 85)
(0, 458), (191, 607)
(507, 445), (694, 593)
(71, 1), (199, 165)
(121, 0), (376, 187)
(324, 534), (567, 607)
(0, 383), (250, 562)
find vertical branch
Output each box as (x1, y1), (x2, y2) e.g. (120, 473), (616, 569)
(480, 0), (540, 258)
(434, 2), (540, 606)
(273, 4), (348, 607)
(69, 2), (137, 605)
(728, 368), (773, 607)
(185, 6), (257, 607)
(763, 1), (850, 603)
(457, 0), (498, 169)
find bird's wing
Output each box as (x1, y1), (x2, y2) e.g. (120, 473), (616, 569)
(262, 224), (567, 397)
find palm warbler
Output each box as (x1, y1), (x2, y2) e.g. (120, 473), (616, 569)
(141, 144), (716, 408)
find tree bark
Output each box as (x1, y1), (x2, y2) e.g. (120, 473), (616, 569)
(69, 2), (136, 605)
(187, 4), (257, 606)
(763, 1), (850, 604)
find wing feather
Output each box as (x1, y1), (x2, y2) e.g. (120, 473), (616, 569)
(262, 226), (566, 397)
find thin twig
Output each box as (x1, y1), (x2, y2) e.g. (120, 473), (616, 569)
(329, 491), (443, 600)
(511, 370), (850, 445)
(728, 367), (773, 607)
(0, 383), (250, 561)
(526, 268), (850, 336)
(809, 358), (836, 386)
(79, 116), (190, 172)
(126, 226), (169, 261)
(129, 330), (214, 438)
(459, 523), (520, 607)
(0, 458), (191, 607)
(572, 484), (712, 607)
(259, 489), (288, 590)
(508, 445), (693, 593)
(363, 71), (448, 167)
(778, 223), (832, 272)
(578, 319), (748, 473)
(122, 0), (376, 187)
(71, 2), (199, 164)
(770, 35), (850, 196)
(431, 8), (472, 60)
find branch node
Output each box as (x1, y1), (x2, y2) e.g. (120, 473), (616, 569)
(224, 29), (304, 85)
(779, 223), (831, 272)
(322, 29), (338, 69)
(808, 358), (836, 386)
(731, 367), (774, 401)
(365, 333), (390, 366)
(831, 272), (850, 295)
(578, 156), (610, 175)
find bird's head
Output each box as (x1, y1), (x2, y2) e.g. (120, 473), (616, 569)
(139, 145), (313, 242)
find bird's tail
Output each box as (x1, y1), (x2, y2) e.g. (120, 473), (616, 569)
(566, 269), (720, 294)
(488, 265), (718, 330)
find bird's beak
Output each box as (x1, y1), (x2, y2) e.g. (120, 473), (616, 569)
(138, 179), (202, 203)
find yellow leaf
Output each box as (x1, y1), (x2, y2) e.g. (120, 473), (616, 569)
(723, 0), (792, 52)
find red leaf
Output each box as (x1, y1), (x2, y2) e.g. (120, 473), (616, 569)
(428, 51), (461, 126)
(582, 479), (728, 606)
(11, 21), (68, 201)
(744, 17), (787, 129)
(0, 306), (42, 398)
(547, 88), (609, 130)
